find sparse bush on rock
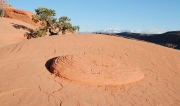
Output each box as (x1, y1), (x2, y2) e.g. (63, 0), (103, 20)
(29, 7), (80, 38)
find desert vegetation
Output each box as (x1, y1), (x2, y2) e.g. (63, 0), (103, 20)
(27, 7), (79, 38)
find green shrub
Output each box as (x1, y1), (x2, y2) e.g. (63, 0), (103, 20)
(31, 7), (80, 38)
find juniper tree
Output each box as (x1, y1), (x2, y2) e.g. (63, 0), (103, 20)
(31, 7), (79, 37)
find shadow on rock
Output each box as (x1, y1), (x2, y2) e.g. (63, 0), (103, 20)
(45, 57), (57, 73)
(11, 23), (37, 39)
(11, 23), (33, 32)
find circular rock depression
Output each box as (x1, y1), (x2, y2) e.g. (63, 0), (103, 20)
(50, 55), (144, 85)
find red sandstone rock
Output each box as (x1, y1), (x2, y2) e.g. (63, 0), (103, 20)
(4, 8), (38, 26)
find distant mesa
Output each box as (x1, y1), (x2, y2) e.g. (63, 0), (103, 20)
(115, 31), (180, 50)
(50, 55), (144, 86)
(93, 29), (180, 50)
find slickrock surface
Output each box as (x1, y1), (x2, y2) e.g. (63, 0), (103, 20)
(0, 34), (180, 106)
(0, 18), (37, 48)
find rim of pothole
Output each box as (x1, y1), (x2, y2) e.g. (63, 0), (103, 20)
(50, 54), (144, 86)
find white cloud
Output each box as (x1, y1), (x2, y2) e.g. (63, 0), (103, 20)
(87, 24), (92, 27)
(125, 27), (165, 34)
(145, 27), (165, 34)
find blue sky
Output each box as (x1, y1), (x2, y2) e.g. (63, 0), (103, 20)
(7, 0), (180, 33)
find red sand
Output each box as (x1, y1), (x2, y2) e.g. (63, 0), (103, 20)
(0, 33), (180, 106)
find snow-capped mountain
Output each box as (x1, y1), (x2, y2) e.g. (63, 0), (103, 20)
(102, 28), (121, 33)
(96, 28), (166, 34)
(97, 28), (132, 34)
(98, 28), (121, 33)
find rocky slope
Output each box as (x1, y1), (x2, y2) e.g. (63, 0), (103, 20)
(4, 8), (38, 26)
(0, 34), (180, 106)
